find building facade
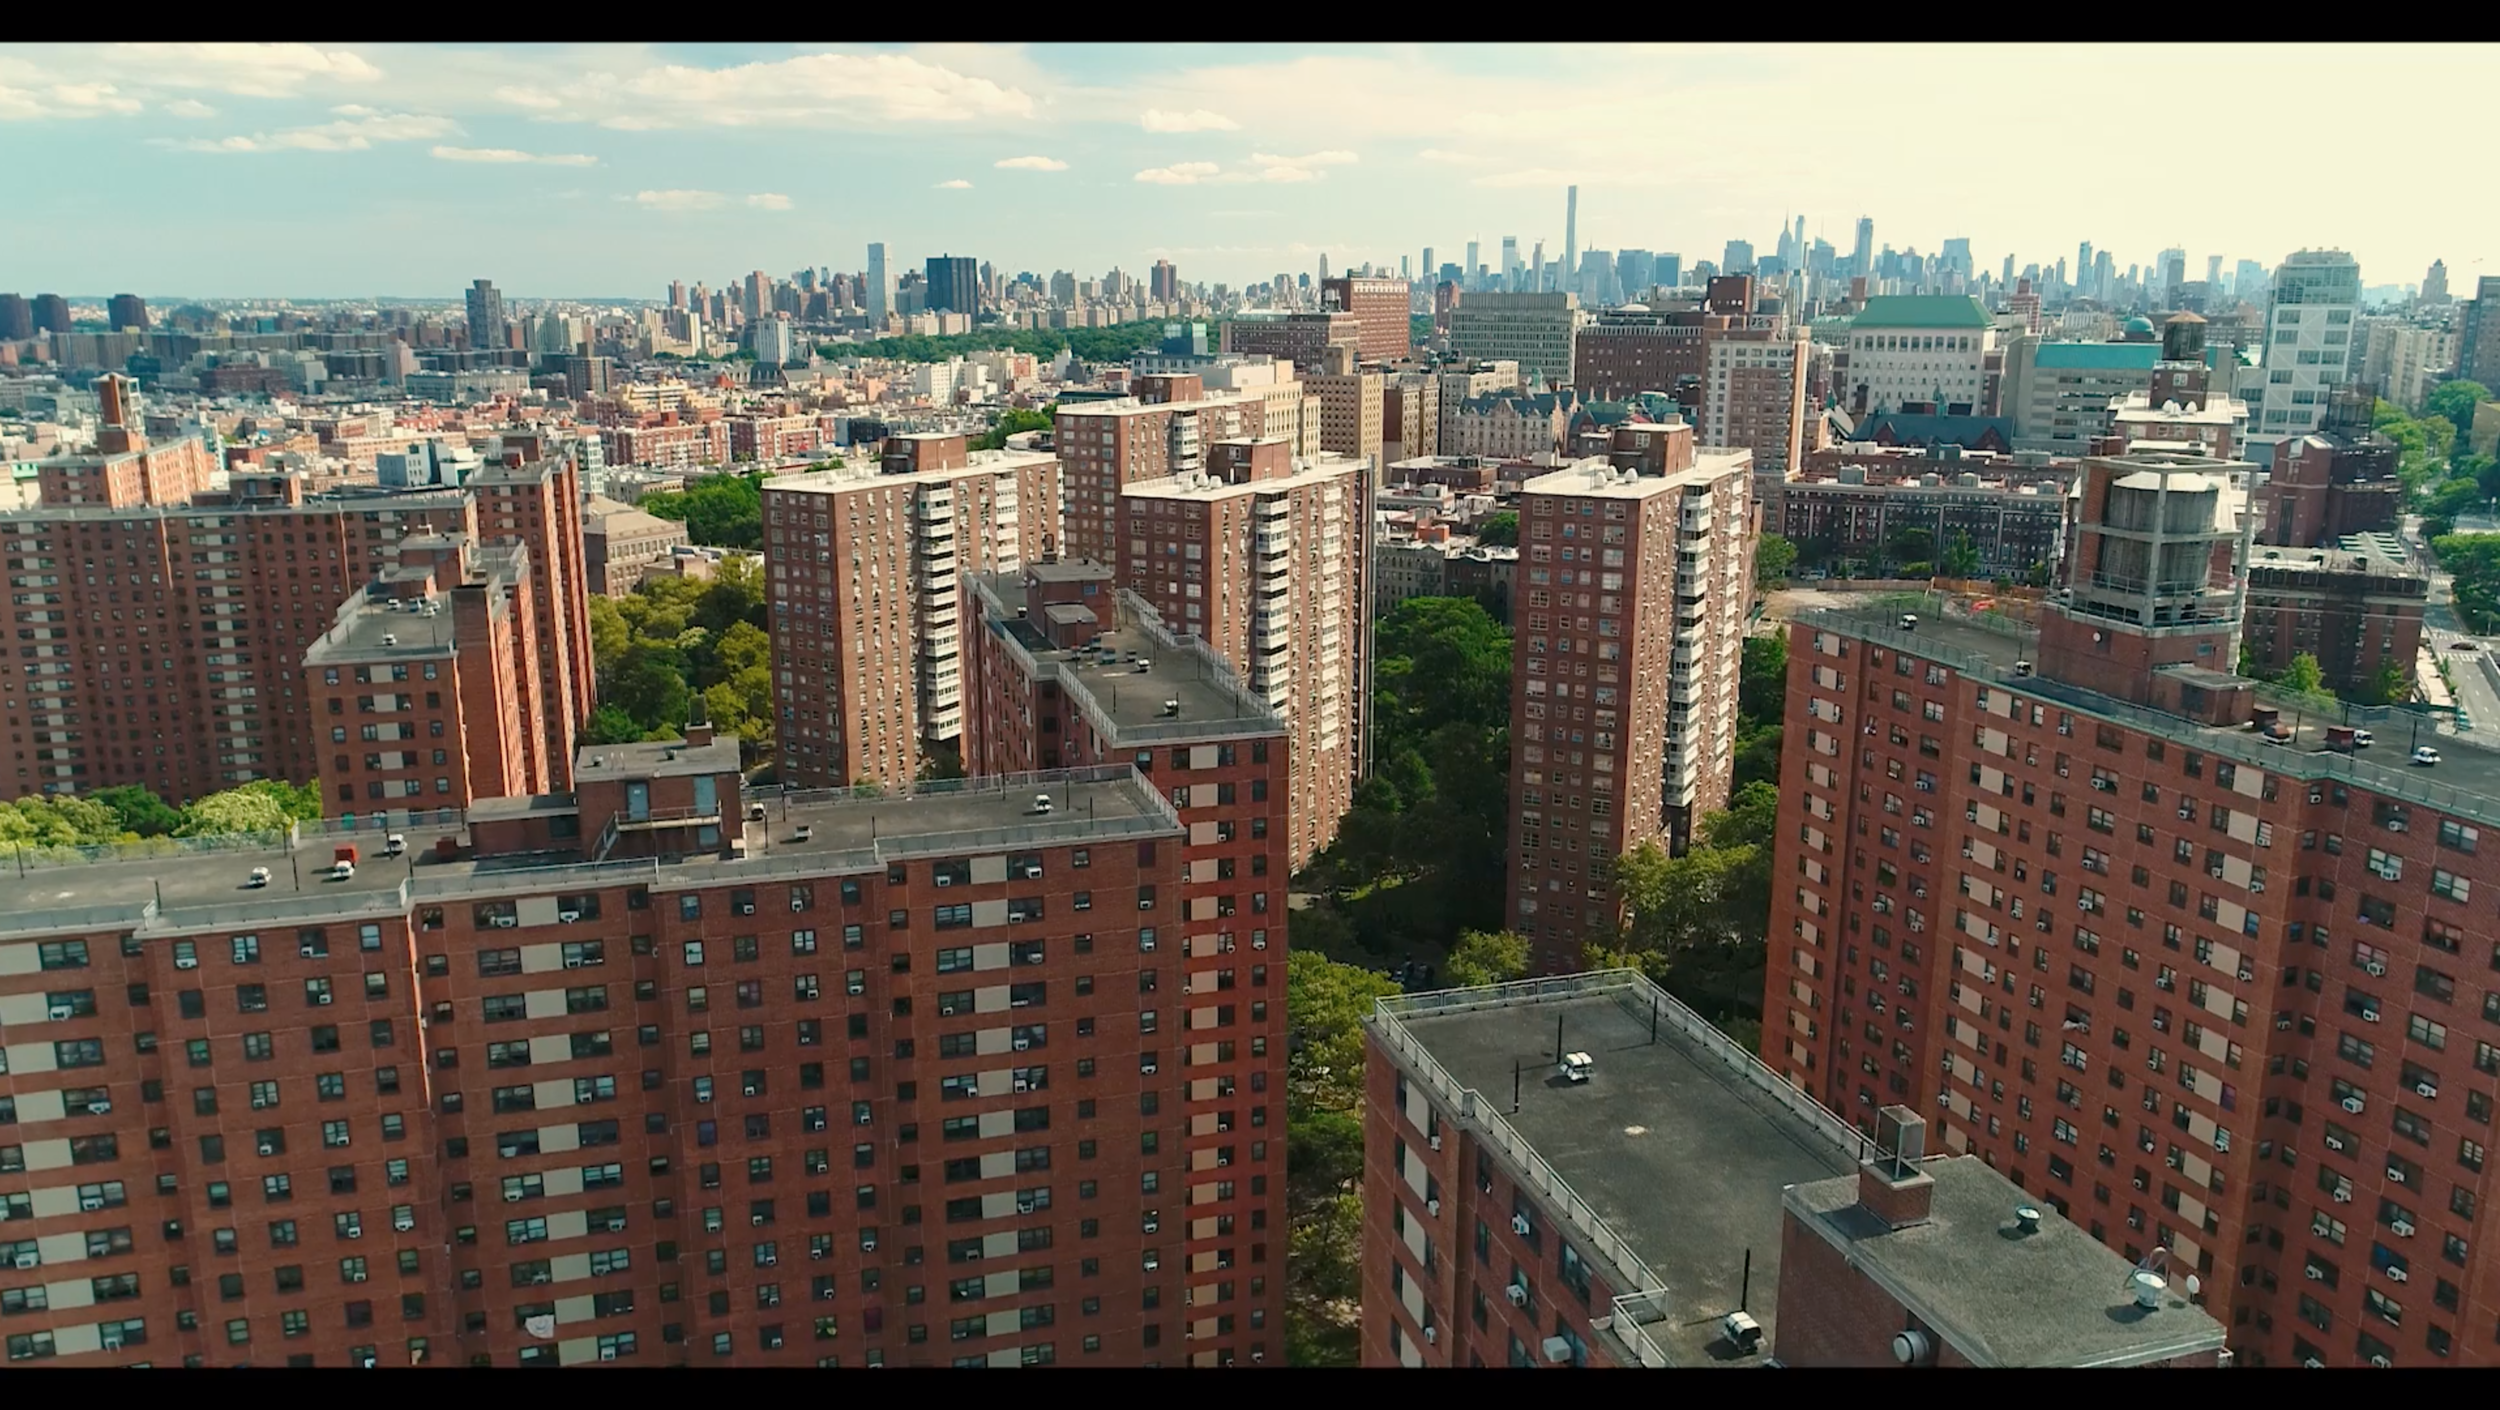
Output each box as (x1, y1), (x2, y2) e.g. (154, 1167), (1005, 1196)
(1317, 277), (1411, 364)
(0, 745), (1275, 1367)
(1701, 330), (1811, 511)
(1117, 444), (1367, 871)
(1506, 425), (1754, 973)
(1445, 294), (1584, 390)
(1842, 296), (1995, 418)
(759, 438), (1060, 789)
(1052, 389), (1281, 568)
(2238, 250), (2362, 464)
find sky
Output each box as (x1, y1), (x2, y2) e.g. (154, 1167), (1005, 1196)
(4, 41), (2491, 302)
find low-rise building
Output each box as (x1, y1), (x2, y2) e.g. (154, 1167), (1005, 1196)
(580, 495), (691, 596)
(1360, 975), (2228, 1367)
(2242, 533), (2428, 697)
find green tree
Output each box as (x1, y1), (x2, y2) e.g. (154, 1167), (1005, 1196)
(1474, 511), (1519, 547)
(1941, 529), (1982, 579)
(1445, 929), (1530, 988)
(2426, 380), (2492, 440)
(2278, 651), (2327, 698)
(607, 652), (693, 735)
(2358, 660), (2414, 707)
(1731, 723), (1783, 790)
(1287, 950), (1403, 1118)
(90, 785), (182, 837)
(971, 404), (1054, 451)
(582, 704), (647, 746)
(1284, 951), (1401, 1367)
(586, 595), (632, 674)
(1888, 524), (1935, 567)
(177, 786), (295, 837)
(1738, 633), (1786, 722)
(1753, 532), (1797, 587)
(637, 471), (767, 549)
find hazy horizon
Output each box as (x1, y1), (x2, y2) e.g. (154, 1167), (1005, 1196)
(6, 42), (2490, 299)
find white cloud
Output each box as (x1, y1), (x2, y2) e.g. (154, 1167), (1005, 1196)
(100, 43), (384, 99)
(1416, 147), (1475, 164)
(1140, 107), (1237, 133)
(1134, 161), (1221, 185)
(993, 154), (1067, 171)
(746, 192), (792, 210)
(934, 178), (973, 189)
(163, 99), (216, 119)
(0, 80), (142, 119)
(160, 110), (457, 153)
(536, 49), (1035, 130)
(431, 145), (597, 166)
(493, 85), (563, 110)
(631, 189), (726, 211)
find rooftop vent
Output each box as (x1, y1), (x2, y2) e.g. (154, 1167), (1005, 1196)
(2012, 1204), (2042, 1235)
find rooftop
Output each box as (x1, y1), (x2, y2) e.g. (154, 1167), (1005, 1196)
(1120, 454), (1365, 502)
(575, 733), (742, 780)
(967, 575), (1284, 746)
(1519, 448), (1751, 501)
(1370, 973), (1862, 1368)
(758, 446), (1054, 494)
(2032, 342), (2235, 372)
(0, 767), (1174, 944)
(1851, 294), (1992, 330)
(1808, 600), (2500, 825)
(302, 587), (460, 664)
(1786, 1157), (2227, 1367)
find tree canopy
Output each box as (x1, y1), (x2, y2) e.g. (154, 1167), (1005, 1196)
(1753, 532), (1797, 587)
(1474, 511), (1518, 547)
(1285, 950), (1402, 1366)
(823, 319), (1211, 368)
(1445, 929), (1530, 988)
(637, 470), (768, 549)
(972, 404), (1054, 451)
(584, 556), (775, 762)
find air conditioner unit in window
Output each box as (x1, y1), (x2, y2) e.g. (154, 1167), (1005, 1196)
(934, 874), (953, 887)
(762, 1254), (777, 1266)
(11, 1254), (35, 1270)
(1423, 1325), (1437, 1344)
(100, 1333), (123, 1351)
(2416, 1082), (2438, 1098)
(299, 945), (321, 959)
(1023, 865), (1042, 880)
(258, 1142), (277, 1156)
(737, 904), (755, 915)
(2387, 1166), (2407, 1185)
(859, 1237), (874, 1252)
(2327, 1136), (2346, 1152)
(2333, 1188), (2353, 1203)
(314, 992), (333, 1006)
(1505, 1285), (1528, 1307)
(1012, 1038), (1030, 1051)
(47, 1004), (74, 1021)
(2370, 1356), (2392, 1368)
(2361, 1009), (2380, 1024)
(1015, 1201), (1036, 1215)
(600, 1348), (617, 1361)
(752, 1214), (766, 1226)
(1428, 1134), (1442, 1151)
(559, 912), (581, 924)
(491, 915), (518, 929)
(2387, 1265), (2408, 1283)
(504, 1190), (524, 1202)
(810, 1248), (826, 1260)
(1425, 1199), (1438, 1217)
(2392, 1220), (2415, 1237)
(2305, 1266), (2324, 1280)
(86, 1101), (108, 1116)
(2363, 961), (2386, 977)
(2343, 1096), (2366, 1114)
(1512, 1214), (1532, 1236)
(80, 1197), (104, 1212)
(393, 1215), (415, 1232)
(174, 957), (197, 970)
(1140, 1063), (1157, 1075)
(743, 1085), (760, 1097)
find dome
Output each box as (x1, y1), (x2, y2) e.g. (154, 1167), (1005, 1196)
(2122, 315), (2156, 334)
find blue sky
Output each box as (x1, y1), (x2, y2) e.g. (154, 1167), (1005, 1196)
(4, 42), (2488, 301)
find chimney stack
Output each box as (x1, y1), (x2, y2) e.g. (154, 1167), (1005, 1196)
(1856, 1105), (1936, 1229)
(685, 719), (715, 748)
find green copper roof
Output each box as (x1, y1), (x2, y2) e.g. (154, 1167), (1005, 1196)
(1852, 295), (1991, 330)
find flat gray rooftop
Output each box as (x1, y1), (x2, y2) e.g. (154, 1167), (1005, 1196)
(0, 772), (1172, 941)
(1391, 987), (1858, 1366)
(971, 572), (1280, 743)
(1834, 606), (2500, 825)
(1786, 1157), (2226, 1367)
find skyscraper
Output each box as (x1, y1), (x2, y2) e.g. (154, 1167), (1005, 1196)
(105, 293), (149, 332)
(1563, 185), (1579, 300)
(2242, 248), (2361, 459)
(667, 279), (686, 310)
(464, 278), (505, 348)
(2423, 259), (2451, 305)
(1466, 240), (1481, 289)
(0, 292), (29, 341)
(925, 254), (979, 315)
(865, 242), (892, 324)
(1723, 239), (1756, 275)
(1851, 217), (1874, 278)
(2078, 241), (2094, 296)
(1501, 237), (1522, 292)
(2206, 253), (2224, 288)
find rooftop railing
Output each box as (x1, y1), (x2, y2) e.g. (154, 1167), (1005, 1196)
(1366, 968), (1864, 1368)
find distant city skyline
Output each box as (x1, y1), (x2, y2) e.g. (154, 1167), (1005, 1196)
(3, 42), (2489, 296)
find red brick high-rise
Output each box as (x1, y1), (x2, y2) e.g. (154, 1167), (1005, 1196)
(962, 565), (1292, 1365)
(7, 378), (591, 808)
(1763, 414), (2500, 1365)
(1507, 421), (1754, 973)
(1318, 276), (1412, 363)
(760, 436), (1060, 789)
(0, 746), (1213, 1366)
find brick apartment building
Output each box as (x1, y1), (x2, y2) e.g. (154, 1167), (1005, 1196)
(1507, 421), (1754, 974)
(1317, 277), (1412, 364)
(1572, 306), (1713, 402)
(1217, 315), (1359, 376)
(1303, 345), (1384, 473)
(0, 741), (1281, 1367)
(759, 435), (1060, 790)
(2254, 386), (2402, 550)
(1763, 420), (2500, 1365)
(1358, 973), (2227, 1367)
(581, 499), (692, 598)
(1701, 327), (1812, 512)
(959, 568), (1293, 1356)
(1778, 460), (2070, 578)
(1116, 442), (1369, 871)
(9, 377), (589, 807)
(2242, 537), (2428, 697)
(1052, 381), (1307, 568)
